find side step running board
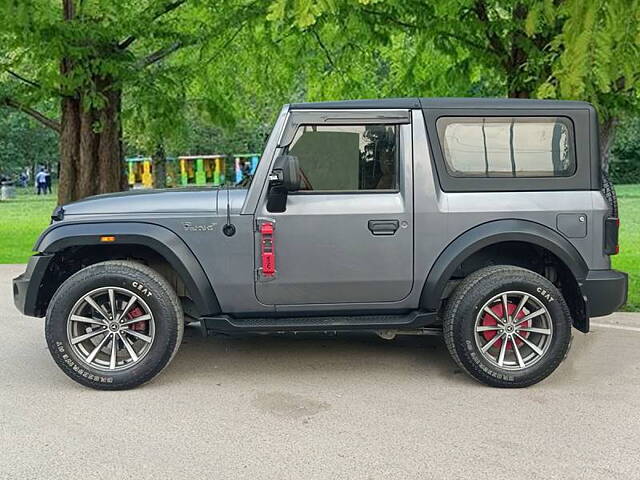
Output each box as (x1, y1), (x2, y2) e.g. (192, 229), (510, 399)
(199, 311), (439, 336)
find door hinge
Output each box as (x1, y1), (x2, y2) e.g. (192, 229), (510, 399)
(256, 267), (277, 282)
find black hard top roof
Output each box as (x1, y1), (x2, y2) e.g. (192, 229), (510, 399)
(290, 97), (593, 110)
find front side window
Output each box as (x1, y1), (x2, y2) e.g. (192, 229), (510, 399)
(436, 117), (575, 178)
(286, 124), (399, 191)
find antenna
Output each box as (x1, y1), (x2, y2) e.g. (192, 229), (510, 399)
(222, 186), (236, 237)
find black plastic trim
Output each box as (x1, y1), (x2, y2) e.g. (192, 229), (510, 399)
(35, 221), (221, 316)
(12, 254), (54, 317)
(420, 219), (589, 312)
(201, 311), (439, 334)
(580, 269), (628, 318)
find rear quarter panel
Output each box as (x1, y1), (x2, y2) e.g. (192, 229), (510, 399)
(411, 108), (609, 299)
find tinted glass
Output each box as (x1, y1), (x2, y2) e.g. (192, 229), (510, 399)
(436, 117), (575, 178)
(286, 124), (399, 191)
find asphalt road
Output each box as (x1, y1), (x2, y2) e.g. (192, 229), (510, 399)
(1, 264), (639, 480)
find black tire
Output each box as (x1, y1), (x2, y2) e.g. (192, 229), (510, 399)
(45, 261), (184, 390)
(443, 265), (572, 388)
(601, 170), (618, 218)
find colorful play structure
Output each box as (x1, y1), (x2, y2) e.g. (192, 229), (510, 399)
(126, 157), (155, 188)
(125, 154), (260, 188)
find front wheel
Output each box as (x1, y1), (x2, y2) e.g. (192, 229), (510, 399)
(443, 266), (572, 388)
(45, 261), (184, 390)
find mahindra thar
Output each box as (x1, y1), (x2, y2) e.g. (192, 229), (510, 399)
(13, 98), (628, 389)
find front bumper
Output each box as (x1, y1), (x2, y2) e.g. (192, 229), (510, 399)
(580, 269), (628, 318)
(13, 254), (54, 317)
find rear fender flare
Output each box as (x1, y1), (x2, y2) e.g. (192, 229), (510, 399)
(420, 219), (589, 312)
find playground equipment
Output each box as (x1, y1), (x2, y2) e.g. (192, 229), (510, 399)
(126, 154), (260, 188)
(233, 154), (260, 183)
(178, 155), (226, 186)
(126, 157), (179, 188)
(126, 157), (154, 188)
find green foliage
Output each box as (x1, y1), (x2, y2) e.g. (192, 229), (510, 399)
(263, 0), (560, 97)
(0, 0), (273, 141)
(611, 117), (640, 184)
(124, 62), (189, 153)
(265, 0), (640, 125)
(536, 0), (640, 120)
(0, 111), (58, 175)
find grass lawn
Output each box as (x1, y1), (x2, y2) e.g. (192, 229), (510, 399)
(1, 184), (638, 310)
(0, 188), (57, 264)
(613, 184), (640, 311)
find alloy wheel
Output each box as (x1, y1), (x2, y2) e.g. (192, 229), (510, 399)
(66, 287), (155, 371)
(473, 290), (553, 371)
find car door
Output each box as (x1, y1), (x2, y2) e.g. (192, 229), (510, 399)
(254, 109), (414, 307)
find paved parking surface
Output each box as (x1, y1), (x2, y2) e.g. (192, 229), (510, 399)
(1, 264), (639, 479)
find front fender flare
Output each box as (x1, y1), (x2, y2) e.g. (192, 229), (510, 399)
(420, 219), (589, 312)
(36, 221), (220, 316)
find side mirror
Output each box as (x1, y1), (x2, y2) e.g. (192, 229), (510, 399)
(267, 155), (300, 213)
(269, 155), (300, 192)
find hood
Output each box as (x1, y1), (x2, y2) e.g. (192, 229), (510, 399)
(62, 187), (248, 216)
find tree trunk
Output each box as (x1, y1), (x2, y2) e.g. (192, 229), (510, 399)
(57, 0), (78, 205)
(152, 143), (167, 189)
(97, 83), (124, 194)
(56, 80), (125, 205)
(78, 102), (98, 198)
(57, 0), (125, 205)
(58, 95), (80, 204)
(599, 116), (618, 173)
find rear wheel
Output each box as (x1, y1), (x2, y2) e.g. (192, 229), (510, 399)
(443, 266), (572, 388)
(45, 261), (183, 390)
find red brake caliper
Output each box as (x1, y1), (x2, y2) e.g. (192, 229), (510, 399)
(481, 302), (530, 350)
(127, 306), (147, 331)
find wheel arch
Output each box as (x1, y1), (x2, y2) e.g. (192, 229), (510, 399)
(420, 219), (589, 331)
(33, 222), (220, 317)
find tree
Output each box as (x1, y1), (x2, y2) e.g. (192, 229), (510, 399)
(1, 0), (268, 204)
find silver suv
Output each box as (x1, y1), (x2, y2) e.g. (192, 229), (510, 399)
(13, 98), (628, 390)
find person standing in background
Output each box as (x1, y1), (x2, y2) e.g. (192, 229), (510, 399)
(35, 168), (47, 195)
(44, 168), (52, 194)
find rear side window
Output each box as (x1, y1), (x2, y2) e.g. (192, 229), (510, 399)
(436, 117), (575, 178)
(286, 124), (399, 192)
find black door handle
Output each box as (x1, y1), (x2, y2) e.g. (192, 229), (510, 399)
(368, 219), (400, 236)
